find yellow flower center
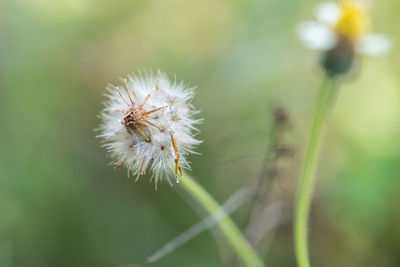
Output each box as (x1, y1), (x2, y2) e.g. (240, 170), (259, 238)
(334, 1), (370, 40)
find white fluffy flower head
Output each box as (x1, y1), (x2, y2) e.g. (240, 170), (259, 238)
(298, 0), (390, 56)
(98, 70), (201, 187)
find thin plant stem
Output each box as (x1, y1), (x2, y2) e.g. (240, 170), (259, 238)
(146, 186), (252, 264)
(180, 172), (265, 267)
(294, 77), (336, 267)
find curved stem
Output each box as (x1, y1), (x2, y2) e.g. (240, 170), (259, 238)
(180, 172), (265, 267)
(294, 77), (336, 267)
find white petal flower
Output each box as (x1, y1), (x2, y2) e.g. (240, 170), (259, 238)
(98, 70), (202, 187)
(298, 21), (337, 51)
(298, 0), (390, 56)
(316, 1), (341, 25)
(299, 0), (390, 75)
(357, 34), (391, 57)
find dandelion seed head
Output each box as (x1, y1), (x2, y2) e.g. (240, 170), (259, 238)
(98, 70), (202, 186)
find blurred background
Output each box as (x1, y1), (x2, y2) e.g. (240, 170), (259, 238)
(1, 0), (399, 266)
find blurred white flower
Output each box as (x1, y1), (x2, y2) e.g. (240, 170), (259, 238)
(299, 1), (390, 57)
(98, 70), (201, 187)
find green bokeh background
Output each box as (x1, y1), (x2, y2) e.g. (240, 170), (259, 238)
(1, 0), (399, 266)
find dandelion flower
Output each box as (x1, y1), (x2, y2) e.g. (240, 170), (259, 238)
(298, 1), (390, 75)
(98, 70), (201, 186)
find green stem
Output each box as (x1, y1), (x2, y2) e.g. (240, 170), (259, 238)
(180, 172), (265, 267)
(294, 77), (336, 267)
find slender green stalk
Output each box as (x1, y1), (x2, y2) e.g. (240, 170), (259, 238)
(294, 77), (336, 267)
(180, 172), (265, 267)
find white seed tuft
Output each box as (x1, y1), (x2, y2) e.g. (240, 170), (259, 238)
(97, 70), (202, 187)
